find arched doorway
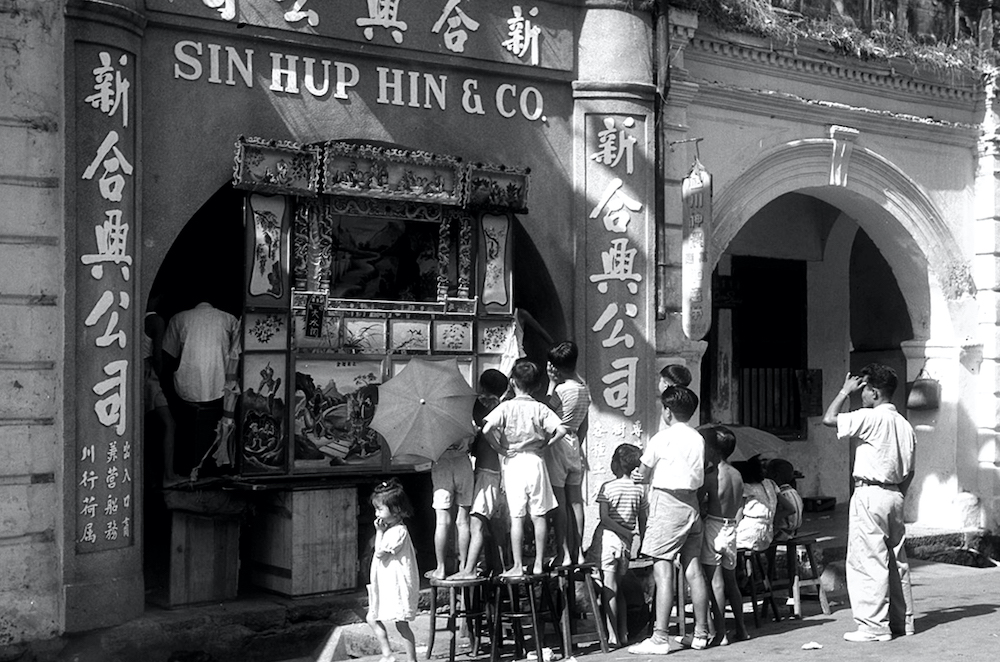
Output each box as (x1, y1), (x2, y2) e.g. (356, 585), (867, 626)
(701, 137), (975, 518)
(142, 182), (244, 600)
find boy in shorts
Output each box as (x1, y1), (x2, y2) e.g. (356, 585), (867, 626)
(586, 443), (648, 647)
(628, 386), (710, 654)
(450, 369), (509, 579)
(698, 425), (748, 645)
(545, 340), (592, 566)
(428, 427), (475, 579)
(482, 358), (567, 576)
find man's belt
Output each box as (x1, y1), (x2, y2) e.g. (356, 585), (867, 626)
(854, 477), (897, 489)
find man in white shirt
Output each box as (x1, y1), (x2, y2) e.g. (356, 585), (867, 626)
(823, 363), (916, 642)
(163, 300), (240, 477)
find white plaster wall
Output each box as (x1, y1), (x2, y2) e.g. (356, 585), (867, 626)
(669, 13), (996, 529)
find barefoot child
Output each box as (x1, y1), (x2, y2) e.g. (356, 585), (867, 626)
(545, 340), (592, 566)
(450, 369), (509, 579)
(586, 443), (648, 647)
(367, 479), (420, 662)
(482, 358), (568, 576)
(698, 425), (749, 646)
(428, 432), (474, 579)
(628, 386), (711, 655)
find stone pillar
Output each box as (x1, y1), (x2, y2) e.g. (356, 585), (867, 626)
(656, 9), (706, 407)
(972, 69), (1000, 530)
(574, 3), (656, 539)
(63, 0), (145, 632)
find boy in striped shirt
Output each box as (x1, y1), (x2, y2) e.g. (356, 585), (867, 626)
(586, 443), (648, 646)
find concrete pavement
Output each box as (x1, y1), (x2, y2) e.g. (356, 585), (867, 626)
(290, 559), (1000, 662)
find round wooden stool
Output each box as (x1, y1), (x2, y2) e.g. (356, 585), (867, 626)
(552, 563), (610, 654)
(428, 576), (491, 662)
(489, 572), (561, 662)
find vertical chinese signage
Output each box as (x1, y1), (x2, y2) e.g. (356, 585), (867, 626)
(584, 113), (651, 458)
(681, 157), (712, 340)
(75, 44), (136, 553)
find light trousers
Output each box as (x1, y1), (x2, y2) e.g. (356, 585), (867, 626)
(847, 484), (914, 635)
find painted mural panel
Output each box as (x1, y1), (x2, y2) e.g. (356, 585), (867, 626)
(239, 352), (288, 473)
(75, 43), (137, 553)
(293, 358), (385, 469)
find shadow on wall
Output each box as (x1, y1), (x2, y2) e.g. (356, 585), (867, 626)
(149, 183), (245, 319)
(513, 215), (565, 363)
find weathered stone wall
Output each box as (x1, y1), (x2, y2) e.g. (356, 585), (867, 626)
(0, 0), (65, 646)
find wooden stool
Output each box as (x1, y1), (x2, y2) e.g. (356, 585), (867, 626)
(427, 576), (491, 662)
(670, 558), (689, 638)
(737, 548), (781, 627)
(489, 573), (562, 662)
(552, 563), (610, 655)
(770, 535), (831, 618)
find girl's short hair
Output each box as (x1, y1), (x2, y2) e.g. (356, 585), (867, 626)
(371, 477), (413, 519)
(610, 443), (642, 477)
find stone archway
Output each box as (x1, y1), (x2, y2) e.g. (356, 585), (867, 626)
(710, 133), (974, 345)
(706, 133), (982, 526)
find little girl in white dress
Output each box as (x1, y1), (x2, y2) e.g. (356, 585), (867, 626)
(367, 478), (419, 662)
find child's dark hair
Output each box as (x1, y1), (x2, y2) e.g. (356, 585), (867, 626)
(510, 358), (543, 394)
(766, 458), (797, 489)
(858, 363), (898, 398)
(547, 341), (579, 373)
(610, 443), (642, 477)
(660, 385), (698, 422)
(732, 455), (765, 484)
(479, 368), (509, 398)
(699, 424), (737, 460)
(659, 364), (692, 387)
(371, 477), (413, 519)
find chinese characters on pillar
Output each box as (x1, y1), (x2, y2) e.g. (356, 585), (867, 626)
(75, 46), (136, 553)
(587, 115), (646, 421)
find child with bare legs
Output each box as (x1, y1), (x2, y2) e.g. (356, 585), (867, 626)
(545, 340), (592, 567)
(427, 437), (474, 579)
(449, 369), (509, 579)
(627, 386), (711, 655)
(482, 359), (567, 576)
(698, 425), (749, 646)
(586, 443), (648, 647)
(366, 479), (420, 662)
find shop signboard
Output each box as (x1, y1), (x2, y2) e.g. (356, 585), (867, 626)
(74, 43), (137, 553)
(148, 0), (574, 72)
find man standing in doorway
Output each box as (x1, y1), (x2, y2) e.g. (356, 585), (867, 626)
(822, 363), (916, 642)
(163, 299), (240, 479)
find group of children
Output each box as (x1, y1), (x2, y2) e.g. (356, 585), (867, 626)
(361, 359), (805, 662)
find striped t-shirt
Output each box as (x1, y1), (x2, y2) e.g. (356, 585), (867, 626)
(596, 476), (648, 546)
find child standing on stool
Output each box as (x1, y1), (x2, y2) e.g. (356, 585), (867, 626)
(482, 358), (568, 576)
(586, 443), (648, 647)
(367, 479), (420, 662)
(546, 340), (592, 566)
(698, 425), (749, 645)
(428, 432), (474, 579)
(450, 368), (510, 579)
(628, 386), (711, 655)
